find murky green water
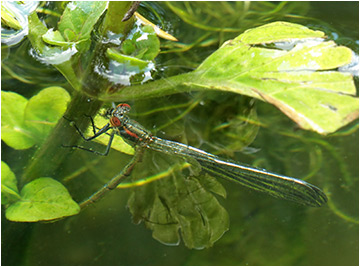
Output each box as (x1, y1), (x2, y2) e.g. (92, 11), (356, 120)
(2, 1), (358, 265)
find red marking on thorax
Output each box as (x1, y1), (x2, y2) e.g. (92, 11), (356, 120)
(123, 126), (140, 139)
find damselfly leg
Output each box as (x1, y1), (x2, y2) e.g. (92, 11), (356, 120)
(63, 115), (114, 156)
(63, 112), (144, 209)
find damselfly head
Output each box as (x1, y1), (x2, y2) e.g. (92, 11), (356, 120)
(108, 103), (131, 127)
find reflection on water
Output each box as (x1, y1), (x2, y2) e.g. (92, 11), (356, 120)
(1, 1), (39, 46)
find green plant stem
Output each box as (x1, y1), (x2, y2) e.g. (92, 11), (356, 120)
(20, 92), (103, 186)
(98, 72), (197, 101)
(101, 2), (135, 34)
(80, 1), (135, 97)
(21, 3), (138, 185)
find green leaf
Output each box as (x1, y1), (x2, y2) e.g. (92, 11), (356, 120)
(238, 21), (325, 44)
(121, 39), (136, 55)
(5, 177), (80, 222)
(101, 22), (358, 135)
(24, 86), (71, 143)
(42, 29), (69, 47)
(208, 100), (260, 154)
(128, 153), (229, 249)
(63, 28), (77, 42)
(132, 25), (160, 61)
(57, 1), (107, 45)
(1, 2), (22, 30)
(200, 175), (227, 199)
(1, 161), (21, 205)
(1, 91), (35, 149)
(192, 21), (358, 134)
(41, 1), (107, 52)
(1, 87), (70, 150)
(119, 24), (160, 61)
(87, 113), (135, 155)
(107, 48), (150, 69)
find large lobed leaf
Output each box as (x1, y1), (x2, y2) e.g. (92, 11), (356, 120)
(192, 21), (358, 134)
(127, 154), (229, 249)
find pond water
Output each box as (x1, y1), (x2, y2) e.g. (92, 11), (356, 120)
(2, 1), (358, 265)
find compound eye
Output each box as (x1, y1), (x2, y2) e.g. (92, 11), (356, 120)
(116, 103), (131, 113)
(110, 116), (121, 127)
(117, 103), (130, 109)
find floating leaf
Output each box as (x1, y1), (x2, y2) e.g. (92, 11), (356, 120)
(132, 25), (160, 61)
(107, 48), (150, 69)
(58, 1), (107, 40)
(120, 24), (160, 61)
(5, 177), (80, 222)
(42, 29), (69, 47)
(1, 161), (21, 205)
(238, 21), (325, 44)
(42, 1), (107, 52)
(192, 21), (358, 134)
(128, 153), (229, 249)
(59, 1), (107, 41)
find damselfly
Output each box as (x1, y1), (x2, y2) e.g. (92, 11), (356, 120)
(67, 103), (328, 207)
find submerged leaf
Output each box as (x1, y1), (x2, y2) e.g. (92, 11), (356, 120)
(1, 161), (21, 204)
(1, 87), (70, 150)
(128, 153), (229, 249)
(5, 177), (80, 222)
(1, 91), (35, 149)
(192, 21), (358, 134)
(24, 86), (70, 142)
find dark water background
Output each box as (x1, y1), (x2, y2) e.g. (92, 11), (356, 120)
(2, 1), (358, 265)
